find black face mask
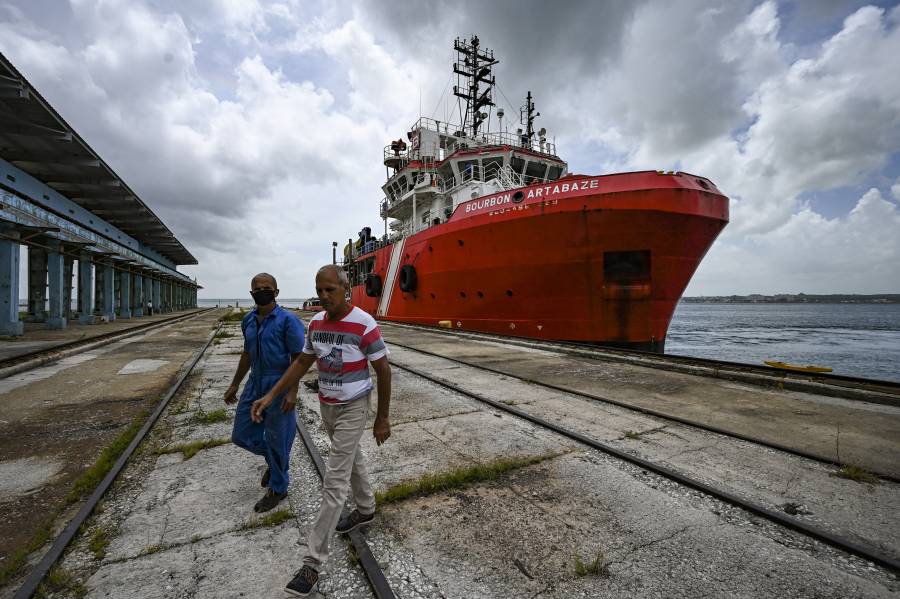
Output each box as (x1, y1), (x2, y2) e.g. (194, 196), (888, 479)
(251, 289), (276, 306)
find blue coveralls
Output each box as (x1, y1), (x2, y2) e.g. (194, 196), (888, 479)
(231, 304), (305, 494)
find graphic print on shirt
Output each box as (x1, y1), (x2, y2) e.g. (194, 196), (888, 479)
(320, 346), (343, 372)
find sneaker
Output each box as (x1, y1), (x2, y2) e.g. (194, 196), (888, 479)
(285, 565), (318, 596)
(261, 467), (270, 488)
(253, 489), (287, 513)
(335, 509), (375, 534)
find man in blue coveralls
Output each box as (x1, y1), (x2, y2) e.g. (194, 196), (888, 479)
(224, 273), (305, 512)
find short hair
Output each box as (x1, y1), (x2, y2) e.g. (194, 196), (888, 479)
(251, 272), (278, 288)
(317, 265), (349, 288)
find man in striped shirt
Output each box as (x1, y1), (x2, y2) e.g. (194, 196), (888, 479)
(251, 265), (391, 597)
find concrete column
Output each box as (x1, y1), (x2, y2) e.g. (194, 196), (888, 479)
(45, 241), (67, 329)
(133, 273), (144, 317)
(153, 278), (161, 315)
(78, 255), (94, 325)
(26, 246), (47, 322)
(63, 256), (74, 320)
(102, 263), (115, 321)
(119, 270), (131, 319)
(113, 268), (121, 316)
(0, 233), (24, 336)
(143, 275), (152, 315)
(94, 265), (104, 315)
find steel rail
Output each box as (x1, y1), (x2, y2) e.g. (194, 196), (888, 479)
(389, 358), (900, 574)
(386, 340), (900, 484)
(12, 319), (222, 599)
(374, 320), (900, 400)
(0, 308), (216, 378)
(295, 415), (396, 599)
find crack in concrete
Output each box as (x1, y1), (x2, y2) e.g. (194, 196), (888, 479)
(609, 524), (698, 571)
(414, 421), (476, 461)
(392, 408), (483, 427)
(664, 442), (719, 462)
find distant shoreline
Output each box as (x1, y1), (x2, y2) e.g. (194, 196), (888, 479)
(681, 294), (900, 304)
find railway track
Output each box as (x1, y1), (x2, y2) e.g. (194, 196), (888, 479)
(372, 319), (900, 405)
(382, 346), (900, 574)
(295, 414), (395, 598)
(0, 308), (216, 380)
(11, 317), (223, 599)
(385, 339), (900, 483)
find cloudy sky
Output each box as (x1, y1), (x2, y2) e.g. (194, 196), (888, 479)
(1, 0), (898, 298)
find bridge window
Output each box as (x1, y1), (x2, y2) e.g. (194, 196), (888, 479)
(524, 160), (547, 182)
(510, 157), (526, 174)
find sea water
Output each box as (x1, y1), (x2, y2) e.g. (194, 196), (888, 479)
(667, 303), (900, 383)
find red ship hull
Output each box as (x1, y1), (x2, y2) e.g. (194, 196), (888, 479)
(349, 171), (728, 352)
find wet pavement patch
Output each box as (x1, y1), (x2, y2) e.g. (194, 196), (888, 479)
(117, 359), (170, 375)
(0, 456), (64, 499)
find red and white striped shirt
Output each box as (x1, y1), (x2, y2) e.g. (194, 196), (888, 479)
(302, 306), (389, 404)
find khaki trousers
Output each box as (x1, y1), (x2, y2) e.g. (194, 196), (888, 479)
(302, 394), (375, 569)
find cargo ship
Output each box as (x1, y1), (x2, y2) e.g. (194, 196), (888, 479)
(340, 36), (729, 352)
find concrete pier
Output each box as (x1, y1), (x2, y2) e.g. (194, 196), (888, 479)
(3, 314), (896, 598)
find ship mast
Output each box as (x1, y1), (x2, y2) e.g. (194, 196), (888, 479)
(520, 91), (540, 147)
(453, 35), (498, 137)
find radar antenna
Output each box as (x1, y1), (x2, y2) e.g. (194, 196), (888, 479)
(453, 35), (498, 137)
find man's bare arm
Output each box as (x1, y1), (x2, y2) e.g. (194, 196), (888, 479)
(224, 351), (251, 404)
(371, 356), (391, 445)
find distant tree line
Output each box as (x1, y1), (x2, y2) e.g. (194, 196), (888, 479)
(681, 294), (900, 304)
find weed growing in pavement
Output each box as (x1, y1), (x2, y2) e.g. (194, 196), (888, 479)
(36, 566), (88, 598)
(66, 411), (148, 502)
(157, 437), (231, 460)
(347, 541), (360, 566)
(194, 408), (229, 425)
(88, 525), (113, 560)
(624, 430), (642, 440)
(574, 550), (610, 577)
(214, 330), (234, 339)
(375, 452), (562, 504)
(837, 464), (879, 484)
(220, 310), (248, 323)
(139, 542), (173, 556)
(501, 399), (518, 406)
(0, 519), (54, 586)
(241, 508), (293, 530)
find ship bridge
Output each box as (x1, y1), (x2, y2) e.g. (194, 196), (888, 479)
(381, 116), (568, 238)
(0, 52), (199, 336)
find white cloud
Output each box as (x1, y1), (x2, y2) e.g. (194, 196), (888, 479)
(689, 187), (900, 294)
(2, 0), (898, 297)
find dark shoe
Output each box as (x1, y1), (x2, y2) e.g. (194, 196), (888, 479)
(285, 565), (318, 596)
(253, 489), (286, 513)
(335, 509), (375, 534)
(261, 467), (270, 488)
